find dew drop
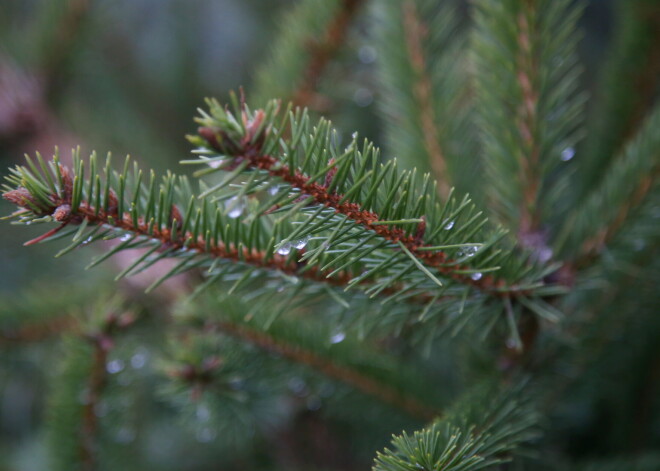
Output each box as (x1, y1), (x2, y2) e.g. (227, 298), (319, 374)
(471, 272), (483, 281)
(208, 159), (225, 169)
(352, 131), (359, 139)
(538, 247), (553, 263)
(358, 45), (377, 64)
(268, 184), (280, 196)
(228, 376), (245, 390)
(276, 242), (292, 255)
(196, 427), (217, 443)
(444, 220), (455, 230)
(560, 147), (575, 161)
(306, 396), (322, 411)
(465, 245), (478, 257)
(288, 377), (307, 396)
(196, 404), (211, 422)
(120, 234), (132, 242)
(353, 88), (374, 107)
(130, 349), (148, 369)
(82, 236), (93, 245)
(106, 359), (125, 374)
(293, 236), (310, 250)
(115, 427), (136, 444)
(225, 196), (245, 219)
(330, 331), (346, 344)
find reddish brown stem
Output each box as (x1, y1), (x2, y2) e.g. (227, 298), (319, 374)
(0, 315), (79, 345)
(401, 0), (451, 198)
(73, 204), (352, 286)
(80, 339), (107, 471)
(516, 8), (541, 236)
(24, 221), (69, 246)
(577, 167), (658, 265)
(291, 0), (365, 109)
(203, 132), (526, 296)
(79, 311), (135, 471)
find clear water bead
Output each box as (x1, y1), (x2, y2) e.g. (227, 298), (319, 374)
(358, 45), (377, 64)
(538, 247), (553, 263)
(306, 396), (322, 411)
(228, 376), (245, 390)
(196, 404), (211, 422)
(353, 88), (373, 107)
(293, 236), (310, 250)
(268, 184), (280, 196)
(196, 427), (217, 443)
(276, 242), (292, 255)
(225, 196), (245, 219)
(330, 331), (346, 344)
(130, 349), (148, 369)
(444, 220), (455, 230)
(106, 359), (125, 374)
(288, 377), (307, 395)
(561, 147), (575, 161)
(465, 245), (478, 257)
(471, 272), (483, 281)
(120, 234), (132, 242)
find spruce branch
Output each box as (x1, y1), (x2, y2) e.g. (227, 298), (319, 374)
(209, 319), (438, 421)
(191, 97), (553, 299)
(555, 104), (660, 263)
(373, 382), (538, 471)
(176, 293), (447, 421)
(376, 0), (473, 198)
(400, 0), (449, 196)
(473, 0), (586, 240)
(252, 0), (365, 110)
(1, 150), (481, 337)
(46, 297), (136, 471)
(1, 150), (355, 292)
(2, 99), (562, 340)
(0, 149), (474, 339)
(579, 0), (660, 196)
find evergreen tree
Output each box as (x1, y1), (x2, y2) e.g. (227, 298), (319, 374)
(1, 0), (658, 469)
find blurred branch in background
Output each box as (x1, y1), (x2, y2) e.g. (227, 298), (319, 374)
(0, 56), (77, 157)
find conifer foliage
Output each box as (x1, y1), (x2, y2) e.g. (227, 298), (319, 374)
(1, 0), (658, 470)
